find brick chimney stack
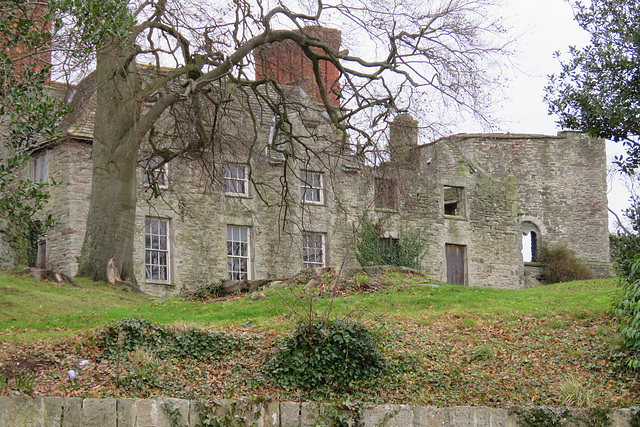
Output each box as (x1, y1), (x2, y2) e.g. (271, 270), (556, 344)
(389, 113), (419, 165)
(255, 27), (342, 107)
(2, 2), (52, 80)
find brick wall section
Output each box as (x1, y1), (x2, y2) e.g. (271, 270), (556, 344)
(0, 396), (634, 426)
(255, 27), (342, 107)
(2, 2), (52, 79)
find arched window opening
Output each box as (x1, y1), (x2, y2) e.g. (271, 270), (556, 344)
(521, 222), (540, 263)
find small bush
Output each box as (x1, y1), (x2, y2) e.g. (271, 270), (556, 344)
(266, 320), (386, 391)
(355, 215), (426, 270)
(99, 317), (239, 360)
(615, 259), (640, 370)
(538, 246), (594, 284)
(610, 233), (640, 277)
(192, 281), (224, 301)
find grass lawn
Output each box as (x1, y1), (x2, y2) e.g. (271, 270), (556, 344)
(0, 270), (638, 407)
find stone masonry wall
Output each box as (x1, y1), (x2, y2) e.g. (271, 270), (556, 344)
(37, 141), (93, 277)
(442, 132), (610, 271)
(12, 102), (610, 295)
(0, 396), (635, 427)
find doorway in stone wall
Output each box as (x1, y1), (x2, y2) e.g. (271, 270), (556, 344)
(446, 244), (466, 285)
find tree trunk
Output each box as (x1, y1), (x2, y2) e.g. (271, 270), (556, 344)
(76, 40), (141, 282)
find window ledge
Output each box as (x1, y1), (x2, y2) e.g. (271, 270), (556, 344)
(375, 208), (398, 214)
(524, 262), (545, 267)
(225, 193), (251, 199)
(444, 214), (467, 221)
(146, 280), (173, 286)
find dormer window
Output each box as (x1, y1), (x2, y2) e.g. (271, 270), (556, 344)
(266, 115), (286, 162)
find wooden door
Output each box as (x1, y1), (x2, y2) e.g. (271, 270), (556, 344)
(446, 244), (466, 285)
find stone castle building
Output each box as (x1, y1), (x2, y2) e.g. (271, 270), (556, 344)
(0, 27), (611, 296)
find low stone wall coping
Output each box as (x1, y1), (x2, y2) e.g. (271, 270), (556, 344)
(0, 396), (635, 427)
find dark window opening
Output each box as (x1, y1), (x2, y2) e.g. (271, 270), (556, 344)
(443, 186), (464, 217)
(375, 178), (397, 210)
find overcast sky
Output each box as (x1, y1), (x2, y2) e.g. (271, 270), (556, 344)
(464, 0), (629, 232)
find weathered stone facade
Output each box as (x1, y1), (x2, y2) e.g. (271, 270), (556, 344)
(19, 107), (610, 296)
(0, 28), (611, 295)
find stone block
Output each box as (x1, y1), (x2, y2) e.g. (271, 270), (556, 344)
(116, 398), (136, 427)
(231, 399), (263, 426)
(156, 397), (190, 427)
(447, 406), (502, 427)
(62, 397), (82, 427)
(12, 395), (43, 427)
(362, 404), (413, 427)
(262, 400), (280, 427)
(82, 398), (116, 427)
(0, 396), (11, 427)
(611, 408), (631, 427)
(188, 400), (202, 427)
(413, 405), (447, 426)
(300, 402), (323, 426)
(487, 407), (518, 427)
(280, 402), (301, 427)
(135, 399), (156, 427)
(43, 397), (63, 427)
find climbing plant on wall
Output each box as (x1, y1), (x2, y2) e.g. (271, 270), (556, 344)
(355, 215), (426, 270)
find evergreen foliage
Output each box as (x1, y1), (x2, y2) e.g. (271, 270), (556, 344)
(615, 259), (640, 370)
(355, 215), (426, 270)
(266, 319), (386, 391)
(99, 317), (240, 361)
(610, 234), (640, 278)
(545, 0), (640, 172)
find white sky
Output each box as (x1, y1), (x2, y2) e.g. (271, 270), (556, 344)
(453, 0), (629, 232)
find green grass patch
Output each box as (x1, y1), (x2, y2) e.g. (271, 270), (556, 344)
(0, 272), (621, 342)
(0, 272), (637, 406)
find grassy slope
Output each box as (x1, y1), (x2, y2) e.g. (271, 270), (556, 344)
(2, 271), (638, 407)
(0, 272), (621, 340)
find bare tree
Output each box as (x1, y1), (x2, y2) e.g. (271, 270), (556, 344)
(40, 0), (507, 282)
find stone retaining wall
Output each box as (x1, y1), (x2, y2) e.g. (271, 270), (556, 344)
(0, 396), (635, 427)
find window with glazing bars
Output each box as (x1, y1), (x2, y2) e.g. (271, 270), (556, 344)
(300, 171), (323, 203)
(227, 225), (250, 280)
(145, 218), (170, 282)
(223, 164), (248, 195)
(143, 155), (168, 188)
(302, 232), (325, 268)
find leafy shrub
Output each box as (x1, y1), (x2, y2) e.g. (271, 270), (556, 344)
(99, 317), (239, 360)
(610, 233), (640, 277)
(355, 215), (383, 267)
(192, 281), (224, 301)
(615, 259), (640, 370)
(355, 215), (426, 270)
(518, 407), (569, 427)
(538, 246), (594, 284)
(266, 320), (386, 391)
